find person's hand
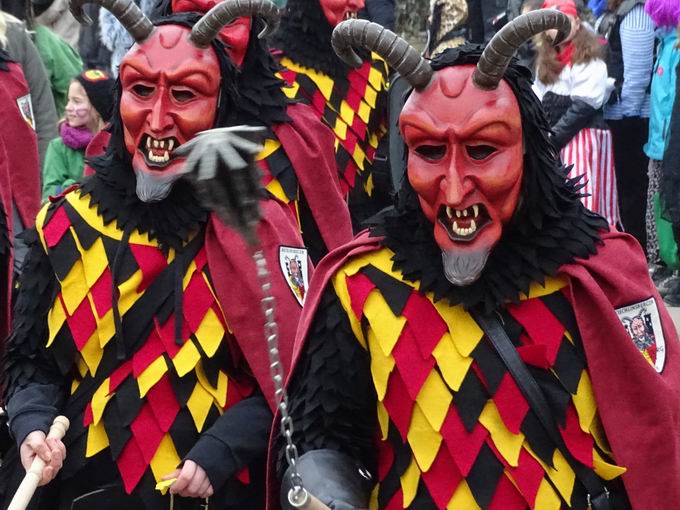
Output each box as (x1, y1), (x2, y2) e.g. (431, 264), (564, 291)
(19, 430), (66, 486)
(163, 460), (214, 498)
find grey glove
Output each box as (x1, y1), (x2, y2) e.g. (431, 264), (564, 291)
(280, 450), (373, 510)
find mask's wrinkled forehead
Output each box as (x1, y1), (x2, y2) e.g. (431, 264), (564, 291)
(400, 65), (522, 141)
(120, 24), (221, 80)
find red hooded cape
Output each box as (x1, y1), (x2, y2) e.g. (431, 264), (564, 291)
(266, 230), (680, 509)
(205, 199), (311, 412)
(0, 61), (40, 340)
(0, 61), (40, 229)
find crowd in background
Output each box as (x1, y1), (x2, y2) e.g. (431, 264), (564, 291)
(1, 0), (680, 299)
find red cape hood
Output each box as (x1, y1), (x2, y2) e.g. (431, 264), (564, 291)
(266, 230), (680, 509)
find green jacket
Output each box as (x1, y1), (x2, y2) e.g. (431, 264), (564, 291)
(33, 25), (83, 114)
(42, 137), (84, 200)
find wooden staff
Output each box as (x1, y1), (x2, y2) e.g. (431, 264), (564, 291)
(8, 416), (70, 510)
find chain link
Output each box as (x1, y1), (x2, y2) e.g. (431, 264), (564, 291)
(252, 250), (307, 506)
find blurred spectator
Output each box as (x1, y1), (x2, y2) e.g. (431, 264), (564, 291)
(427, 0), (467, 56)
(32, 0), (80, 48)
(643, 0), (680, 281)
(32, 25), (82, 113)
(534, 0), (620, 225)
(0, 8), (58, 164)
(99, 0), (154, 76)
(659, 34), (680, 303)
(360, 0), (395, 30)
(603, 0), (655, 250)
(77, 4), (110, 70)
(42, 69), (113, 199)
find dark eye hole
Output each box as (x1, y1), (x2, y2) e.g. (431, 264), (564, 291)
(132, 84), (154, 97)
(415, 144), (446, 161)
(466, 144), (497, 160)
(171, 89), (197, 102)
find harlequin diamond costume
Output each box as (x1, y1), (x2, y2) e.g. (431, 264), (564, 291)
(270, 0), (391, 229)
(2, 1), (308, 509)
(0, 48), (41, 340)
(273, 12), (680, 510)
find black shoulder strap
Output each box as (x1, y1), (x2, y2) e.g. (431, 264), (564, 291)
(471, 310), (613, 510)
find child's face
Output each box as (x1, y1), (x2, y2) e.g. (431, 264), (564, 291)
(65, 81), (94, 128)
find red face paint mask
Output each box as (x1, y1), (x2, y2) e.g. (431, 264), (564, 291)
(400, 65), (524, 274)
(119, 25), (221, 199)
(171, 0), (252, 67)
(319, 0), (366, 27)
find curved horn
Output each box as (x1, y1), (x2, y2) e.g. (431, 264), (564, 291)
(332, 19), (433, 90)
(190, 0), (281, 49)
(69, 0), (153, 43)
(473, 9), (571, 90)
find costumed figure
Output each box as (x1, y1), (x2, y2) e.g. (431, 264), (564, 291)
(274, 11), (680, 510)
(270, 0), (391, 229)
(1, 1), (310, 509)
(120, 0), (354, 264)
(533, 0), (620, 227)
(0, 46), (41, 340)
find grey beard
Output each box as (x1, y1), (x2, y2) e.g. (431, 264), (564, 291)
(134, 168), (181, 203)
(441, 248), (490, 286)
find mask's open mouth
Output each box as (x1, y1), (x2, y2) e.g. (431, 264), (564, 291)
(344, 11), (358, 20)
(138, 134), (180, 168)
(437, 203), (491, 242)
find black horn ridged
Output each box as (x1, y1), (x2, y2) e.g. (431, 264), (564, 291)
(473, 9), (571, 90)
(69, 0), (153, 43)
(190, 0), (281, 48)
(332, 19), (433, 90)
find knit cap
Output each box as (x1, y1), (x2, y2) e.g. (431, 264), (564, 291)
(76, 69), (115, 122)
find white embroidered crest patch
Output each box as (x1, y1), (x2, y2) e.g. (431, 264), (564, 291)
(616, 297), (666, 373)
(16, 94), (35, 130)
(279, 246), (309, 307)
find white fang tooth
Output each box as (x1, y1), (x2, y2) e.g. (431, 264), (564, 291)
(463, 209), (468, 217)
(148, 150), (154, 160)
(456, 209), (461, 218)
(163, 151), (169, 161)
(473, 204), (479, 217)
(146, 137), (151, 148)
(470, 219), (476, 232)
(446, 206), (453, 219)
(168, 139), (174, 151)
(153, 139), (159, 148)
(159, 140), (165, 149)
(453, 221), (458, 232)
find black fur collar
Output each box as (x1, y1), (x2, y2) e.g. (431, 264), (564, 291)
(81, 153), (207, 251)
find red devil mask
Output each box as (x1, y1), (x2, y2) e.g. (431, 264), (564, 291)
(69, 0), (280, 202)
(319, 0), (365, 27)
(119, 25), (221, 201)
(171, 0), (252, 67)
(400, 65), (524, 282)
(331, 10), (571, 284)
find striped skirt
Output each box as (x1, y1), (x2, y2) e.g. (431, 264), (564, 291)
(561, 128), (620, 226)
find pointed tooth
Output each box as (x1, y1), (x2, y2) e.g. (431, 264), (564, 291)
(146, 137), (151, 148)
(168, 139), (174, 151)
(159, 140), (165, 149)
(163, 151), (169, 161)
(456, 209), (461, 218)
(446, 206), (453, 219)
(153, 139), (158, 148)
(463, 209), (468, 217)
(453, 221), (458, 232)
(473, 204), (479, 217)
(148, 150), (153, 160)
(470, 219), (476, 231)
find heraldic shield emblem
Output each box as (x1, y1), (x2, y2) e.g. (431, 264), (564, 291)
(616, 297), (666, 373)
(279, 246), (309, 306)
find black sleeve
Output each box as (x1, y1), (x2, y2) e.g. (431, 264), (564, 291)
(184, 394), (272, 490)
(278, 287), (377, 477)
(551, 99), (598, 151)
(3, 229), (67, 447)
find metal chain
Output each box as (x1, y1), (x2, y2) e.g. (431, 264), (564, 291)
(252, 249), (310, 508)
